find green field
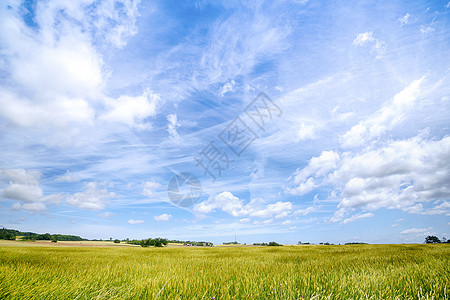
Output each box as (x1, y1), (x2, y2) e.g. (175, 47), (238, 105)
(0, 242), (448, 299)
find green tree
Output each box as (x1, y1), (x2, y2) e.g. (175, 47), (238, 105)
(425, 236), (441, 244)
(268, 241), (282, 246)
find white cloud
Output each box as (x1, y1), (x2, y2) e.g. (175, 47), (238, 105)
(420, 26), (434, 34)
(98, 212), (115, 218)
(56, 171), (81, 182)
(398, 13), (410, 25)
(289, 133), (450, 222)
(196, 12), (289, 87)
(0, 169), (59, 213)
(0, 0), (155, 141)
(418, 201), (450, 216)
(128, 219), (144, 225)
(66, 182), (116, 210)
(41, 194), (64, 205)
(3, 183), (43, 203)
(154, 214), (172, 222)
(286, 150), (339, 195)
(293, 206), (316, 216)
(0, 90), (95, 130)
(282, 220), (292, 225)
(333, 136), (450, 213)
(251, 201), (292, 219)
(194, 192), (292, 219)
(167, 114), (180, 142)
(12, 202), (46, 214)
(195, 192), (245, 216)
(296, 122), (316, 141)
(90, 0), (141, 48)
(219, 80), (235, 96)
(142, 181), (162, 198)
(353, 32), (375, 46)
(341, 212), (374, 224)
(341, 77), (425, 147)
(100, 89), (160, 129)
(0, 2), (102, 130)
(400, 227), (432, 235)
(353, 31), (386, 59)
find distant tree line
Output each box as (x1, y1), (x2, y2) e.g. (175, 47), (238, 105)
(182, 241), (213, 247)
(0, 228), (85, 241)
(253, 242), (282, 246)
(125, 238), (213, 247)
(21, 233), (84, 241)
(0, 228), (16, 240)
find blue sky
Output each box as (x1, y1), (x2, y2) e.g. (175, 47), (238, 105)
(0, 0), (449, 244)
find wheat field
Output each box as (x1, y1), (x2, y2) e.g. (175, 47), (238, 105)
(0, 242), (448, 299)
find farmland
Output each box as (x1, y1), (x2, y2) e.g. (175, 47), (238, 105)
(0, 241), (448, 299)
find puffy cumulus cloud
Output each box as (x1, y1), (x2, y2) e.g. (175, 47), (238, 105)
(332, 136), (450, 214)
(353, 31), (385, 59)
(286, 150), (339, 195)
(400, 227), (434, 240)
(418, 201), (450, 216)
(100, 89), (160, 129)
(194, 192), (245, 216)
(66, 182), (116, 210)
(341, 77), (425, 148)
(400, 227), (432, 235)
(0, 169), (62, 213)
(5, 183), (42, 203)
(142, 181), (162, 198)
(154, 213), (172, 222)
(0, 2), (100, 129)
(128, 219), (144, 224)
(288, 135), (450, 222)
(250, 201), (292, 219)
(194, 192), (292, 220)
(0, 0), (157, 139)
(12, 202), (46, 214)
(0, 89), (95, 129)
(295, 122), (316, 142)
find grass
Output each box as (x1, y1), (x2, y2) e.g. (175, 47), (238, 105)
(0, 243), (448, 299)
